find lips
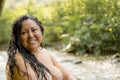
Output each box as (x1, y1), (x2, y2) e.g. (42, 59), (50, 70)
(27, 39), (36, 44)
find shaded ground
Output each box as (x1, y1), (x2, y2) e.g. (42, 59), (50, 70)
(0, 48), (120, 80)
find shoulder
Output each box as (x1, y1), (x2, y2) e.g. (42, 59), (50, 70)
(6, 51), (24, 69)
(15, 51), (24, 65)
(41, 48), (50, 54)
(41, 48), (60, 66)
(6, 51), (26, 80)
(15, 51), (23, 60)
(14, 51), (28, 72)
(41, 48), (56, 58)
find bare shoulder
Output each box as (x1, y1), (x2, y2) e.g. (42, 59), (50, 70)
(6, 51), (25, 69)
(6, 51), (27, 80)
(41, 48), (54, 56)
(14, 51), (27, 71)
(41, 48), (60, 66)
(41, 48), (57, 61)
(15, 51), (24, 64)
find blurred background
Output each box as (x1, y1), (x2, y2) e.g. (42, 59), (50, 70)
(0, 0), (120, 56)
(0, 0), (120, 80)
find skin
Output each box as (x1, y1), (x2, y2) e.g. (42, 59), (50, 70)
(6, 19), (77, 80)
(20, 19), (42, 54)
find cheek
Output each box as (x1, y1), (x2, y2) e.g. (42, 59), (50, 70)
(39, 34), (43, 42)
(37, 32), (43, 40)
(20, 36), (27, 46)
(20, 36), (26, 42)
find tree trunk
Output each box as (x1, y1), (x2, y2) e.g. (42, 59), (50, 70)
(0, 0), (6, 16)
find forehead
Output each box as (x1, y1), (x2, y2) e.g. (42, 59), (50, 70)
(21, 19), (39, 29)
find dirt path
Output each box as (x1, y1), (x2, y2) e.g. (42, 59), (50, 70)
(0, 48), (120, 80)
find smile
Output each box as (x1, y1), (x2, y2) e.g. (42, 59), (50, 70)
(28, 39), (36, 44)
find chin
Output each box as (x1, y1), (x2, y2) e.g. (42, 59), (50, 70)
(29, 46), (39, 51)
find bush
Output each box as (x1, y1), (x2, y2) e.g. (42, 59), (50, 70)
(1, 0), (120, 55)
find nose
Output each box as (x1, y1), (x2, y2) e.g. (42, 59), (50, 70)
(28, 31), (34, 38)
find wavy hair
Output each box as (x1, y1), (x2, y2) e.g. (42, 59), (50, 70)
(7, 15), (51, 80)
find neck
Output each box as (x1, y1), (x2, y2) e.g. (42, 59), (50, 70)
(31, 47), (41, 56)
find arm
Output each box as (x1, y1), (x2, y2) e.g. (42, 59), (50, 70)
(49, 53), (77, 80)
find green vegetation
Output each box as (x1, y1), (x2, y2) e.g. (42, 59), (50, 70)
(0, 0), (120, 55)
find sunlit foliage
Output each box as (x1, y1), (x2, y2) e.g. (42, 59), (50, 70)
(0, 0), (120, 55)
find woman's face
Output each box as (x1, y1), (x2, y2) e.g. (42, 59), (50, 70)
(20, 19), (42, 53)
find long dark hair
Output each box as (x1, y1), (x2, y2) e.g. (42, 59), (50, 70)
(7, 15), (51, 80)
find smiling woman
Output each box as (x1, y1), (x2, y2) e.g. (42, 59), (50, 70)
(6, 15), (77, 80)
(20, 19), (43, 53)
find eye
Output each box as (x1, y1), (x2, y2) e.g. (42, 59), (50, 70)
(21, 31), (27, 35)
(32, 29), (37, 32)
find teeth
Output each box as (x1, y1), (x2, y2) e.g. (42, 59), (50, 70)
(28, 39), (36, 43)
(30, 40), (34, 42)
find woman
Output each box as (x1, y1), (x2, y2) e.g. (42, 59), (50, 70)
(6, 15), (77, 80)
